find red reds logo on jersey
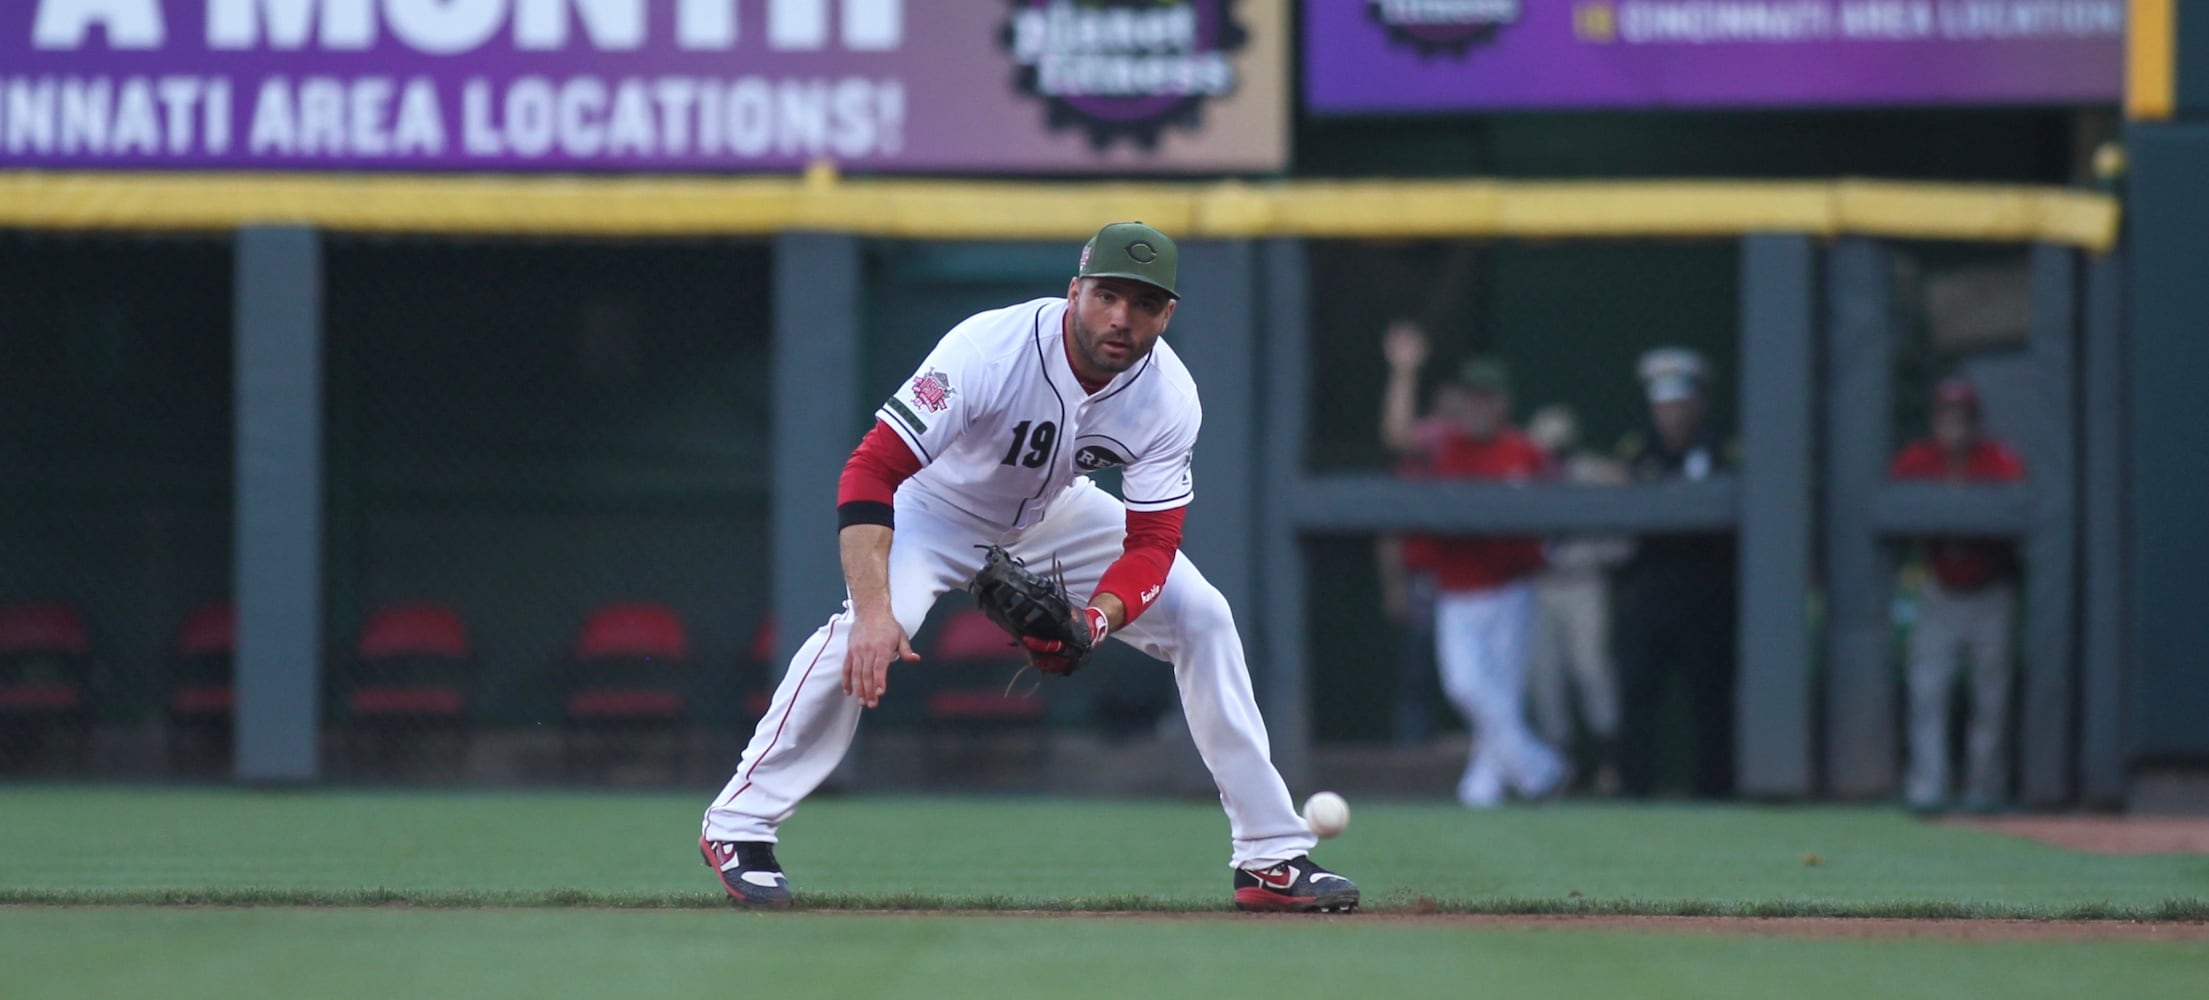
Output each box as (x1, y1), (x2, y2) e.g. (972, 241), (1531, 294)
(910, 369), (956, 414)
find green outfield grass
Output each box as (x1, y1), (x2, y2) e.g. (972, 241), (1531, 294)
(1, 788), (2205, 914)
(3, 789), (2207, 999)
(5, 908), (2208, 1000)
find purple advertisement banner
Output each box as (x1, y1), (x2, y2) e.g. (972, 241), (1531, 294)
(1307, 1), (2123, 112)
(0, 0), (1285, 172)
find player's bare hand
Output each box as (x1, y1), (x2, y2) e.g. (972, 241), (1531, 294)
(841, 612), (918, 709)
(1384, 321), (1428, 372)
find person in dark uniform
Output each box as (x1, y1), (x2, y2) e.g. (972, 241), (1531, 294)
(1613, 348), (1738, 799)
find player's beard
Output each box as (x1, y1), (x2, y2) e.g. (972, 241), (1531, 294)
(1067, 315), (1149, 378)
(1064, 320), (1139, 377)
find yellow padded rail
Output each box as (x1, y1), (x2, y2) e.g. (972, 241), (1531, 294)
(0, 172), (2120, 251)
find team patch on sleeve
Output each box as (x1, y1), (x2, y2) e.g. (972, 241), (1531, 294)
(886, 368), (956, 437)
(910, 369), (956, 413)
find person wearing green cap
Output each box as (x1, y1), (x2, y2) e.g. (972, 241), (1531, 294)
(702, 222), (1359, 914)
(1381, 321), (1569, 808)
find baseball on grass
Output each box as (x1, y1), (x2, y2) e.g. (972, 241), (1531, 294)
(1302, 791), (1350, 839)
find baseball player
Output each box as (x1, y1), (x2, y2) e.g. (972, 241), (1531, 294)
(1892, 377), (2026, 813)
(1380, 324), (1567, 808)
(699, 223), (1358, 913)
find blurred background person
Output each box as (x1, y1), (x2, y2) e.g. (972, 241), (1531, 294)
(1614, 348), (1738, 799)
(1382, 322), (1566, 807)
(1524, 405), (1632, 795)
(1891, 377), (2027, 814)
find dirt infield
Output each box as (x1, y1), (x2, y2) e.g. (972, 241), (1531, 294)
(8, 903), (2202, 940)
(1950, 816), (2209, 855)
(822, 911), (2209, 941)
(1340, 914), (2209, 941)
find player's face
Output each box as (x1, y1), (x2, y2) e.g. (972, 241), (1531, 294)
(1651, 396), (1705, 450)
(1461, 388), (1509, 439)
(1932, 404), (1978, 452)
(1431, 384), (1476, 423)
(1065, 277), (1175, 379)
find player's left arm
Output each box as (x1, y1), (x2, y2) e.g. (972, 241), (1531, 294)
(1091, 506), (1187, 631)
(973, 475), (1183, 668)
(1091, 414), (1199, 633)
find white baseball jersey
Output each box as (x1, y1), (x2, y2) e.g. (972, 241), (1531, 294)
(873, 296), (1199, 531)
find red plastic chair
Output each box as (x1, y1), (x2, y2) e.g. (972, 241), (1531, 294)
(574, 603), (689, 662)
(170, 603), (236, 712)
(564, 602), (691, 781)
(926, 608), (1042, 719)
(931, 608), (1025, 663)
(176, 604), (236, 658)
(0, 603), (90, 657)
(166, 603), (236, 773)
(357, 604), (471, 660)
(344, 603), (472, 776)
(0, 602), (93, 771)
(920, 607), (1047, 788)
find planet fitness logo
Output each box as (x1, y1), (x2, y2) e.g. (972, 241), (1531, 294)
(1002, 0), (1248, 150)
(1366, 0), (1520, 57)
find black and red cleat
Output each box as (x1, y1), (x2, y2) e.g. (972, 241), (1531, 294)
(699, 837), (795, 909)
(1233, 856), (1359, 913)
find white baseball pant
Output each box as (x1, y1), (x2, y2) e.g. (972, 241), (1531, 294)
(702, 478), (1316, 868)
(1904, 579), (2017, 807)
(1434, 581), (1566, 807)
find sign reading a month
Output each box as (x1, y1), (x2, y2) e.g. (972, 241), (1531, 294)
(1, 0), (1286, 172)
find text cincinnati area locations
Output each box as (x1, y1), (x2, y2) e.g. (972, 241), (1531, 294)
(6, 0), (911, 163)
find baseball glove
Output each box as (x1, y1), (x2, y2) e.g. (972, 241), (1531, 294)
(968, 545), (1097, 676)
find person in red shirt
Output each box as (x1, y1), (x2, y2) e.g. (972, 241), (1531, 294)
(1382, 322), (1567, 807)
(1890, 377), (2027, 813)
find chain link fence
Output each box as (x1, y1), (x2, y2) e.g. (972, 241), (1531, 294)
(319, 236), (775, 785)
(0, 231), (2046, 797)
(0, 233), (234, 778)
(1296, 236), (2042, 801)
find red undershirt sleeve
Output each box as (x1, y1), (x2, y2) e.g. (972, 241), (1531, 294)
(836, 419), (924, 529)
(1094, 506), (1187, 626)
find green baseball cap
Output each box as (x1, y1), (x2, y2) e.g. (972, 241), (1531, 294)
(1077, 221), (1179, 299)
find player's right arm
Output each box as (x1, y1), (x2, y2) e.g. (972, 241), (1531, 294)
(1380, 320), (1428, 453)
(835, 328), (991, 707)
(836, 520), (913, 709)
(834, 421), (923, 708)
